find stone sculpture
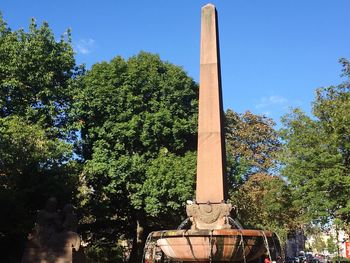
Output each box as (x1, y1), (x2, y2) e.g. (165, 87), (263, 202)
(21, 197), (83, 263)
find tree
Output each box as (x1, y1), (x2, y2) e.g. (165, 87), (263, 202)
(0, 15), (79, 261)
(231, 173), (298, 244)
(279, 59), (350, 230)
(0, 116), (76, 262)
(225, 110), (281, 190)
(326, 235), (337, 254)
(0, 14), (81, 135)
(71, 52), (198, 261)
(225, 111), (300, 246)
(312, 236), (327, 254)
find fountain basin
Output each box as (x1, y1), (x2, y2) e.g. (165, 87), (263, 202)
(152, 229), (273, 262)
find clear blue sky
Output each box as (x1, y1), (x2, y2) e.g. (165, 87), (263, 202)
(1, 0), (350, 125)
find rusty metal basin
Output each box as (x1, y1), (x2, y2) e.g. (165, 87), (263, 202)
(151, 229), (273, 262)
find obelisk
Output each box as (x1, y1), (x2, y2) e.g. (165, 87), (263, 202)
(186, 4), (231, 230)
(196, 3), (226, 204)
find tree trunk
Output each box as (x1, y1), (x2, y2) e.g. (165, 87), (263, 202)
(128, 220), (145, 263)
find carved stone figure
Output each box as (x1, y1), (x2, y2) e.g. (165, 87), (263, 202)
(186, 202), (232, 230)
(35, 197), (61, 246)
(21, 198), (84, 263)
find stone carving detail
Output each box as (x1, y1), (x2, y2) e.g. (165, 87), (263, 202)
(21, 197), (84, 263)
(186, 202), (233, 230)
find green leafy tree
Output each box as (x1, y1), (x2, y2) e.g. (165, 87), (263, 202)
(0, 116), (76, 261)
(0, 14), (80, 135)
(280, 59), (350, 230)
(225, 110), (281, 190)
(231, 173), (298, 244)
(226, 111), (298, 247)
(312, 235), (327, 254)
(71, 52), (198, 262)
(327, 235), (337, 254)
(0, 15), (79, 261)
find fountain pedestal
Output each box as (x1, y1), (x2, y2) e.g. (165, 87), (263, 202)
(155, 229), (273, 262)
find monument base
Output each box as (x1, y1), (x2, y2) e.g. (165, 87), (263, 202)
(186, 203), (233, 230)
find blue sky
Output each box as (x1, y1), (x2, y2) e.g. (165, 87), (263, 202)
(1, 0), (350, 126)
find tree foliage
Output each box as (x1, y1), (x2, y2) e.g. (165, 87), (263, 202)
(326, 235), (337, 254)
(0, 116), (77, 261)
(312, 235), (327, 254)
(231, 173), (298, 243)
(142, 149), (196, 218)
(225, 110), (281, 189)
(280, 59), (350, 230)
(225, 110), (301, 245)
(71, 52), (198, 261)
(0, 14), (80, 135)
(0, 15), (78, 261)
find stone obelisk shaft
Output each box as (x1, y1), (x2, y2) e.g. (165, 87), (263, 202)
(196, 4), (226, 204)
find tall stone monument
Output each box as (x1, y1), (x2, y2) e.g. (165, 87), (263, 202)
(196, 3), (226, 204)
(186, 3), (232, 231)
(144, 4), (280, 263)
